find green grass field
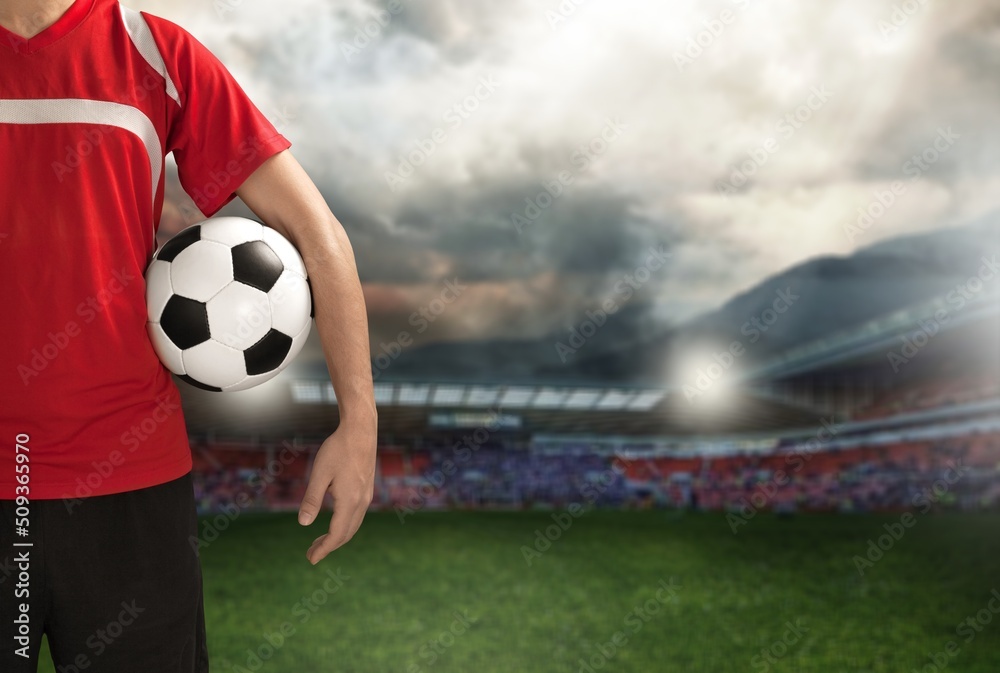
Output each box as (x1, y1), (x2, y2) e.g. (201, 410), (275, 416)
(37, 510), (1000, 672)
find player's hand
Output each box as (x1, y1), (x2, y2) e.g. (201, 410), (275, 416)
(297, 413), (377, 564)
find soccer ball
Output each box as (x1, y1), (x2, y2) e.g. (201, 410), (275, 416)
(145, 217), (313, 392)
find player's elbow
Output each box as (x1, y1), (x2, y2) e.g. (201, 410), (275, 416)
(298, 212), (356, 269)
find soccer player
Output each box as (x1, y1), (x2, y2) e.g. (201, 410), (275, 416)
(0, 0), (377, 670)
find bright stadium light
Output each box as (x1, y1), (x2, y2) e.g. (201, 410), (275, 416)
(672, 344), (741, 408)
(324, 382), (337, 405)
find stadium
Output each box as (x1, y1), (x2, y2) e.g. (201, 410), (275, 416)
(55, 233), (994, 673)
(179, 255), (1000, 523)
(23, 2), (1000, 672)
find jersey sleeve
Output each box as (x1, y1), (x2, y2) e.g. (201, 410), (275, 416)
(149, 16), (291, 218)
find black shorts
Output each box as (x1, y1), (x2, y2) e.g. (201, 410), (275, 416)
(0, 472), (209, 672)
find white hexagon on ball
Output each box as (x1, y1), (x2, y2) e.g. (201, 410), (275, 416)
(207, 282), (272, 351)
(169, 240), (234, 302)
(182, 340), (247, 389)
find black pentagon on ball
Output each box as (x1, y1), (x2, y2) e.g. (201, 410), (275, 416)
(156, 225), (201, 262)
(232, 240), (284, 292)
(160, 295), (211, 350)
(177, 374), (222, 393)
(244, 329), (293, 375)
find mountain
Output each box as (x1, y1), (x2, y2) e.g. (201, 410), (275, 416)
(302, 216), (1000, 384)
(573, 215), (999, 383)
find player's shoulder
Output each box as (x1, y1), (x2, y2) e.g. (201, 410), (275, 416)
(115, 1), (199, 47)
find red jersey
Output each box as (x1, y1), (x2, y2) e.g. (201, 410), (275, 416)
(0, 0), (291, 499)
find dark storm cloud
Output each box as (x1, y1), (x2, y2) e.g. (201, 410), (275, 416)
(318, 193), (447, 285)
(371, 0), (524, 63)
(137, 0), (1000, 347)
(391, 177), (678, 283)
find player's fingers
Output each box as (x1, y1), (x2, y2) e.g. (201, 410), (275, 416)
(306, 500), (366, 564)
(298, 470), (332, 526)
(306, 534), (331, 564)
(306, 508), (353, 564)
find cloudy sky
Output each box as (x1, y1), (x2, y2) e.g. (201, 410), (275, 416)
(136, 0), (1000, 352)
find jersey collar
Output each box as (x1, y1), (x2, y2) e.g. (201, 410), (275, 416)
(0, 0), (96, 55)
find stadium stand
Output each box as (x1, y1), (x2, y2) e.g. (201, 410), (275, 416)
(854, 374), (1000, 421)
(188, 429), (1000, 516)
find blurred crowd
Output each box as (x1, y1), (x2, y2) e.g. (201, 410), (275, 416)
(190, 432), (1000, 515)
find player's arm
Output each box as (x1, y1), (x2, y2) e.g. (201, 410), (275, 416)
(235, 149), (377, 565)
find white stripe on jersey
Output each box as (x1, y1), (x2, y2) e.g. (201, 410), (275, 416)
(0, 98), (161, 244)
(119, 4), (181, 107)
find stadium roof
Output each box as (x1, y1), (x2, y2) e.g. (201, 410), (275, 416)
(179, 377), (836, 440)
(177, 291), (998, 442)
(291, 381), (667, 412)
(743, 289), (1000, 381)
